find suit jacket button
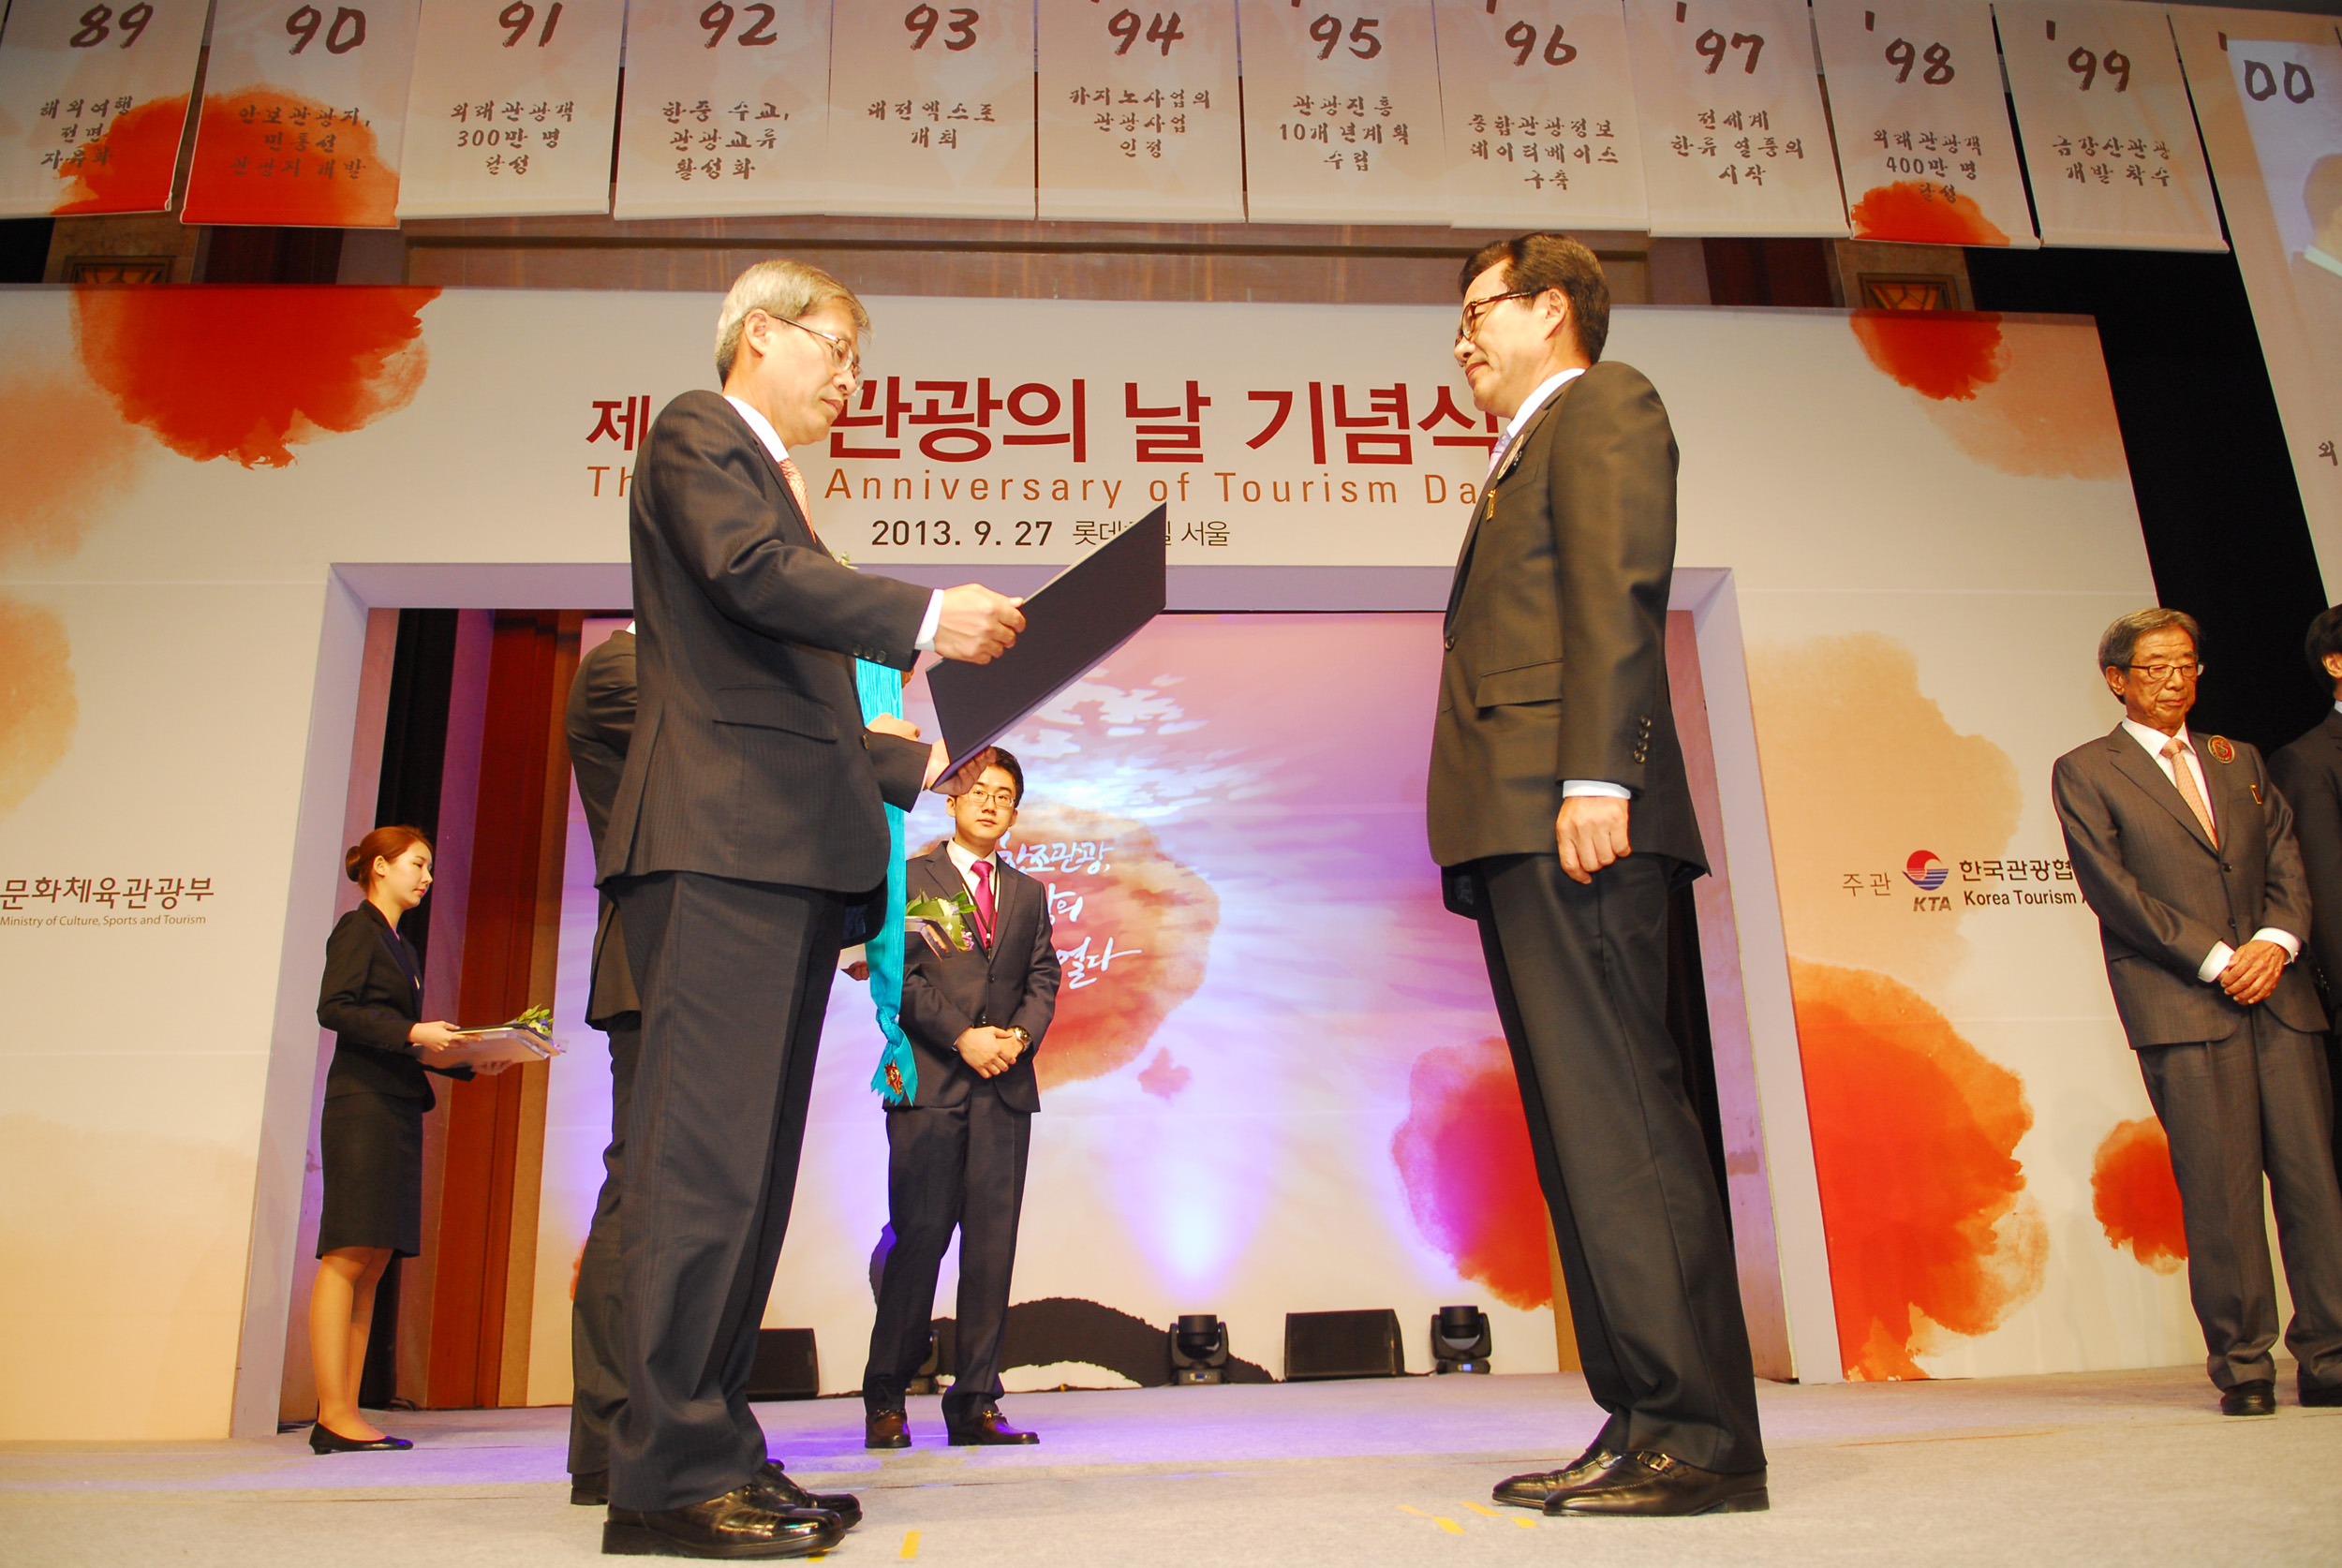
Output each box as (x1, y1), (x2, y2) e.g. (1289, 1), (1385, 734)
(1443, 634), (1455, 650)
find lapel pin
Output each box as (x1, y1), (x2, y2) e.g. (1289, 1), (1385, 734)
(2206, 735), (2236, 764)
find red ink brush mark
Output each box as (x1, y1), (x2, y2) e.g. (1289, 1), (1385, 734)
(72, 286), (439, 467)
(1391, 1036), (1551, 1310)
(1848, 180), (2012, 247)
(53, 96), (190, 214)
(0, 598), (79, 822)
(1793, 961), (2047, 1380)
(180, 90), (399, 229)
(1849, 311), (2009, 402)
(2091, 1117), (2186, 1272)
(1135, 1047), (1193, 1102)
(1004, 806), (1218, 1092)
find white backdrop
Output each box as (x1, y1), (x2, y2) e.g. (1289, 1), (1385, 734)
(1, 286), (2206, 1438)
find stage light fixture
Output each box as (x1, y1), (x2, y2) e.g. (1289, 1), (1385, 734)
(1168, 1313), (1229, 1384)
(1430, 1305), (1492, 1374)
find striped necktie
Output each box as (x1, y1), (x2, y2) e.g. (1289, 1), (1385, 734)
(778, 455), (810, 519)
(2161, 737), (2218, 847)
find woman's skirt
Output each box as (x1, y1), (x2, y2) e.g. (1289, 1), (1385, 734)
(317, 1092), (424, 1258)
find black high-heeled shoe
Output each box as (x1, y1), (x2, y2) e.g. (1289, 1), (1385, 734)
(308, 1420), (413, 1453)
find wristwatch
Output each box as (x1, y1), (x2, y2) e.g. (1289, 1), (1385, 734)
(1006, 1027), (1032, 1049)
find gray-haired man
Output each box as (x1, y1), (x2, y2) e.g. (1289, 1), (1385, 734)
(2053, 608), (2342, 1416)
(597, 260), (1024, 1557)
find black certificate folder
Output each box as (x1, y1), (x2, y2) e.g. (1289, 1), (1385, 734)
(926, 503), (1169, 777)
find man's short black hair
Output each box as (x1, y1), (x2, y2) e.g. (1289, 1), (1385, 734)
(967, 746), (1024, 804)
(2307, 603), (2342, 683)
(1459, 233), (1611, 362)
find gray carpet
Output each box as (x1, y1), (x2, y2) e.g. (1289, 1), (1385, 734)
(4, 1366), (2337, 1565)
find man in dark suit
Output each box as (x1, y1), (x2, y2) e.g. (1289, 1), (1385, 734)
(1430, 234), (1764, 1517)
(2267, 604), (2342, 1250)
(2053, 607), (2342, 1415)
(562, 629), (865, 1533)
(565, 624), (641, 1506)
(598, 259), (1025, 1558)
(860, 747), (1060, 1449)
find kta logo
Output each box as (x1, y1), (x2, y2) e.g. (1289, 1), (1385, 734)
(1904, 851), (1949, 891)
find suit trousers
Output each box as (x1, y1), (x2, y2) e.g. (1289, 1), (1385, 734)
(2137, 1010), (2342, 1392)
(1474, 851), (1764, 1474)
(861, 1089), (1033, 1425)
(606, 871), (847, 1512)
(568, 1013), (641, 1476)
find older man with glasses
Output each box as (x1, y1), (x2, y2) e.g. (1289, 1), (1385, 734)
(595, 259), (1027, 1558)
(2053, 607), (2342, 1416)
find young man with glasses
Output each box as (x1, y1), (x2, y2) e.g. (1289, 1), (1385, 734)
(862, 747), (1062, 1450)
(2054, 607), (2342, 1415)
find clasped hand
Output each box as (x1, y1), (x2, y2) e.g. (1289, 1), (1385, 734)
(2216, 939), (2287, 1006)
(955, 1026), (1025, 1078)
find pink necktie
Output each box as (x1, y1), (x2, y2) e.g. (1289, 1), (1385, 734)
(970, 861), (996, 945)
(777, 455), (810, 519)
(2162, 738), (2218, 847)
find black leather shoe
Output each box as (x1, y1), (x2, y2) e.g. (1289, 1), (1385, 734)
(2220, 1380), (2277, 1416)
(866, 1408), (911, 1450)
(946, 1405), (1039, 1445)
(2301, 1381), (2342, 1408)
(602, 1485), (841, 1558)
(1544, 1451), (1769, 1516)
(573, 1470), (610, 1506)
(754, 1462), (860, 1531)
(307, 1421), (413, 1454)
(1492, 1442), (1622, 1509)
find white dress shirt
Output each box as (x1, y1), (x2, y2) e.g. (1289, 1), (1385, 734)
(1493, 366), (1626, 805)
(725, 395), (942, 651)
(2117, 717), (2298, 980)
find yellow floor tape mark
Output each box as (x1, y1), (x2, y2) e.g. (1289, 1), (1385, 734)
(1463, 1501), (1535, 1528)
(1435, 1517), (1464, 1534)
(899, 1530), (921, 1560)
(1397, 1505), (1430, 1516)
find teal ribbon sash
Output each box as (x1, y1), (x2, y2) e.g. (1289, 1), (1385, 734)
(853, 658), (917, 1106)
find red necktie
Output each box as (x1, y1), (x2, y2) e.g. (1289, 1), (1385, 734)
(777, 456), (810, 519)
(970, 860), (996, 946)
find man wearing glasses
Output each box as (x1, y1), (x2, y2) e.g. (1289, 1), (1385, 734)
(597, 259), (1026, 1558)
(860, 747), (1061, 1450)
(2054, 607), (2342, 1416)
(1430, 234), (1766, 1517)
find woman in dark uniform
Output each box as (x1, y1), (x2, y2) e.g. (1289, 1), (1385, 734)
(307, 824), (477, 1453)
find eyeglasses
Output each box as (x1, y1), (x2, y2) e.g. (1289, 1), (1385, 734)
(959, 787), (1018, 807)
(2127, 661), (2203, 685)
(768, 311), (860, 384)
(1455, 289), (1542, 345)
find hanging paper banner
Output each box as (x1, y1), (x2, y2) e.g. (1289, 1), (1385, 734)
(181, 0), (420, 227)
(1623, 0), (1848, 236)
(1035, 0), (1243, 222)
(823, 0), (1037, 219)
(1433, 0), (1649, 230)
(609, 0), (830, 219)
(1811, 0), (2037, 246)
(1234, 0), (1448, 224)
(2169, 7), (2342, 586)
(0, 0), (208, 216)
(393, 0), (622, 218)
(1994, 0), (2222, 250)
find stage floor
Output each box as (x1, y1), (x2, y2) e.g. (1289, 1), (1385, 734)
(4, 1366), (2337, 1565)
